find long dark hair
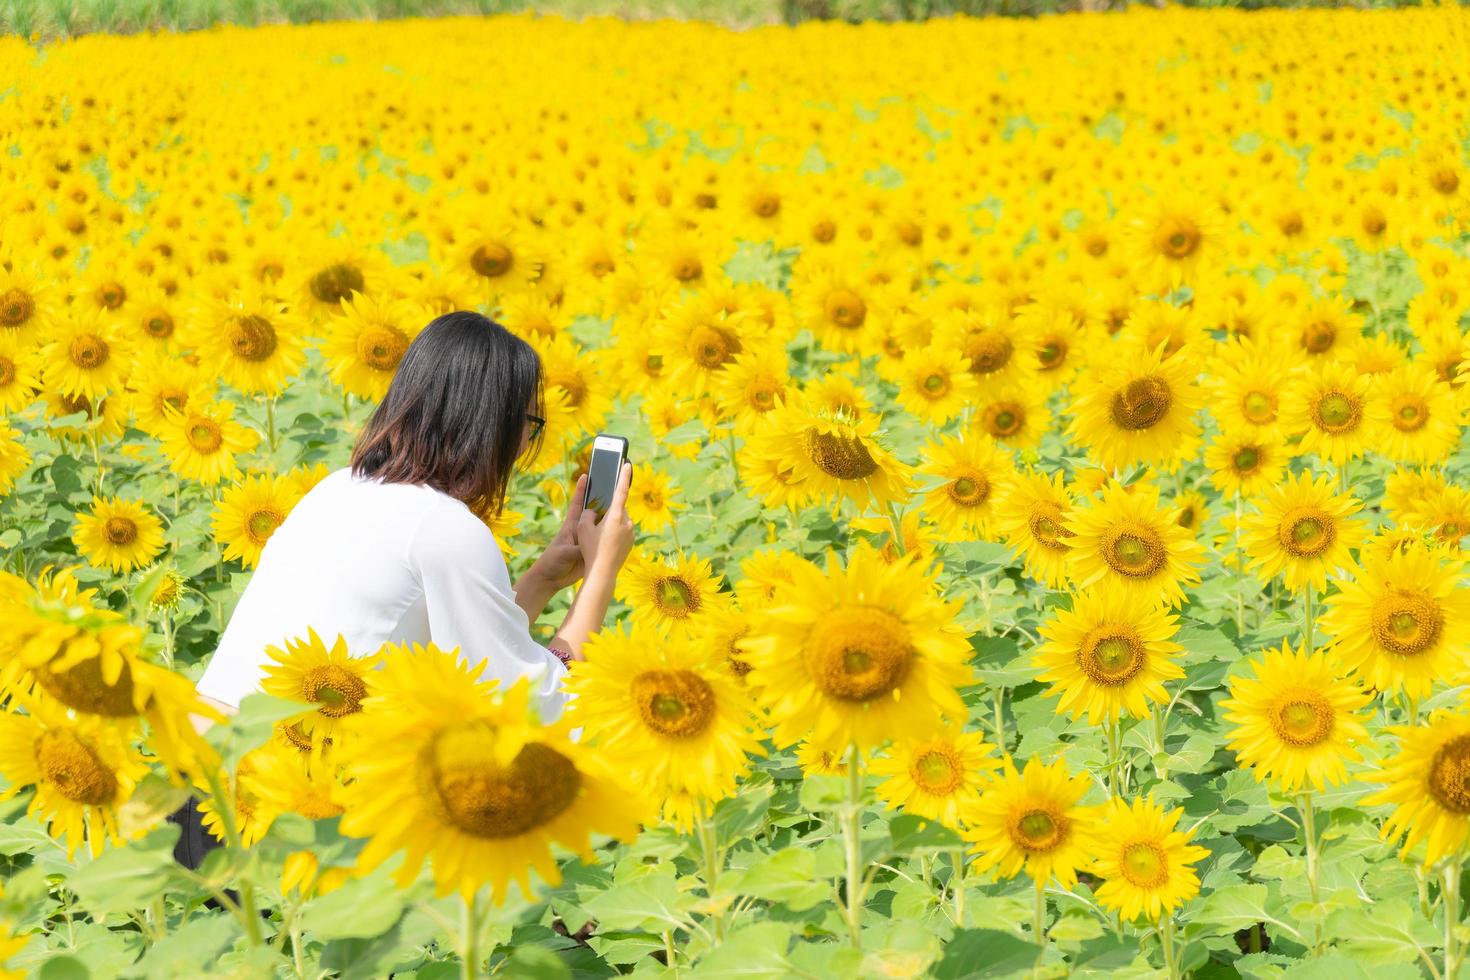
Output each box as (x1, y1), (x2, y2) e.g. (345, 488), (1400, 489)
(350, 311), (544, 516)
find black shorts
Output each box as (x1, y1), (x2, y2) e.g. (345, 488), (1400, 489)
(166, 795), (223, 871)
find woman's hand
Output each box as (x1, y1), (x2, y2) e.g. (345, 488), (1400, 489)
(577, 462), (635, 574)
(529, 473), (590, 591)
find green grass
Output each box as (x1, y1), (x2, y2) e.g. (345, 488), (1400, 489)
(0, 0), (1453, 41)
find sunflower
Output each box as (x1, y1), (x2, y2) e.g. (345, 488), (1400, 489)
(713, 345), (789, 435)
(43, 306), (130, 402)
(1319, 545), (1470, 700)
(0, 332), (42, 413)
(0, 263), (56, 343)
(869, 727), (1000, 829)
(0, 705), (148, 859)
(71, 496), (166, 573)
(1280, 360), (1381, 466)
(198, 752), (272, 847)
(1033, 583), (1185, 725)
(1362, 710), (1470, 867)
(654, 300), (761, 398)
(536, 333), (611, 433)
(623, 464), (685, 536)
(1372, 364), (1461, 465)
(125, 350), (210, 438)
(918, 434), (1015, 541)
(336, 646), (647, 901)
(617, 549), (733, 639)
(321, 293), (426, 402)
(760, 400), (912, 514)
(994, 469), (1075, 589)
(0, 426), (32, 498)
(191, 289), (308, 397)
(1065, 481), (1206, 609)
(741, 540), (973, 753)
(1123, 192), (1228, 289)
(1209, 336), (1293, 436)
(159, 399), (260, 486)
(1067, 343), (1203, 473)
(933, 303), (1038, 393)
(211, 472), (303, 569)
(963, 756), (1096, 890)
(896, 344), (978, 426)
(564, 622), (762, 828)
(241, 740), (345, 823)
(1240, 470), (1365, 594)
(972, 385), (1048, 450)
(791, 263), (884, 354)
(295, 239), (390, 319)
(1220, 640), (1373, 792)
(1204, 430), (1287, 499)
(260, 628), (381, 755)
(1088, 795), (1209, 922)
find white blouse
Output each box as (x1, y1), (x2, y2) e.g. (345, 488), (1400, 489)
(195, 467), (568, 720)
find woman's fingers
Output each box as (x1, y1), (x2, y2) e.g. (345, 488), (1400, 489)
(607, 461), (633, 516)
(565, 473), (587, 527)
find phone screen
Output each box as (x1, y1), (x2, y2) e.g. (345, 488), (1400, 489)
(584, 446), (623, 517)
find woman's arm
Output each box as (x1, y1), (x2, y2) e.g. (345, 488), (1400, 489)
(549, 462), (635, 661)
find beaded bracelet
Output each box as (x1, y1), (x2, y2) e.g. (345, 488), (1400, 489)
(548, 643), (575, 668)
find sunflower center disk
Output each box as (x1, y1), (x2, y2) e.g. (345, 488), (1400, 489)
(0, 288), (34, 327)
(805, 429), (880, 481)
(104, 516), (138, 545)
(247, 508), (284, 542)
(690, 324), (740, 369)
(922, 373), (949, 397)
(1429, 736), (1470, 815)
(300, 664), (368, 718)
(357, 327), (408, 372)
(1011, 807), (1065, 852)
(34, 657), (137, 717)
(1028, 506), (1071, 552)
(1241, 390), (1276, 424)
(1109, 376), (1172, 431)
(988, 404), (1023, 436)
(69, 334), (110, 369)
(310, 262), (366, 303)
(1392, 396), (1429, 433)
(1121, 841), (1170, 889)
(1301, 321), (1336, 353)
(806, 606), (915, 703)
(966, 328), (1013, 375)
(1278, 508), (1335, 558)
(1371, 590), (1444, 656)
(654, 576), (699, 619)
(1038, 339), (1068, 370)
(470, 242), (513, 278)
(1269, 692), (1334, 747)
(947, 473), (990, 508)
(0, 356), (15, 387)
(144, 311), (174, 338)
(911, 748), (964, 795)
(1102, 525), (1167, 579)
(824, 289), (866, 330)
(1078, 628), (1146, 686)
(1232, 447), (1261, 474)
(1155, 217), (1201, 259)
(422, 729), (582, 838)
(188, 420), (224, 453)
(630, 669), (716, 738)
(1313, 390), (1361, 432)
(36, 729), (118, 806)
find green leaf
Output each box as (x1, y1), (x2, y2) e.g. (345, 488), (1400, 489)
(38, 958), (90, 980)
(0, 814), (65, 855)
(69, 822), (180, 918)
(721, 846), (826, 911)
(300, 867), (406, 940)
(1192, 883), (1302, 942)
(888, 813), (963, 855)
(122, 912), (243, 978)
(501, 946), (572, 980)
(1327, 900), (1439, 965)
(689, 921), (794, 978)
(114, 772), (193, 840)
(932, 929), (1039, 979)
(205, 691), (313, 772)
(581, 872), (695, 933)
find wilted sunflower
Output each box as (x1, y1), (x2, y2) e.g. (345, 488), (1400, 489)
(564, 622), (762, 828)
(1319, 545), (1470, 700)
(0, 704), (149, 859)
(919, 434), (1015, 541)
(1088, 795), (1209, 922)
(1220, 640), (1372, 792)
(964, 755), (1096, 890)
(70, 496), (166, 573)
(618, 549), (733, 639)
(159, 399), (260, 486)
(1065, 481), (1206, 609)
(320, 293), (424, 401)
(870, 727), (1000, 829)
(43, 306), (130, 403)
(1033, 583), (1184, 725)
(260, 628), (381, 756)
(740, 540), (973, 753)
(1067, 343), (1203, 473)
(193, 290), (307, 397)
(1280, 360), (1381, 466)
(994, 469), (1075, 589)
(1240, 470), (1364, 594)
(212, 472), (303, 568)
(1363, 710), (1470, 867)
(336, 647), (647, 901)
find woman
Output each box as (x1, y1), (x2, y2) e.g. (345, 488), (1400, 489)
(191, 310), (636, 726)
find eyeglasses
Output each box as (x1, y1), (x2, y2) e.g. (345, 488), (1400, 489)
(525, 413), (546, 438)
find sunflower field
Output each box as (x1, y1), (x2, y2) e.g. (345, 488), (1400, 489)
(2, 4), (1470, 978)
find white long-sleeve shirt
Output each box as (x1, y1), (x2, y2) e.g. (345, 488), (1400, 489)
(194, 466), (568, 720)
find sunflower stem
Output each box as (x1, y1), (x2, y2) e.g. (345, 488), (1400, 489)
(1233, 493), (1245, 634)
(950, 847), (966, 926)
(1445, 856), (1464, 980)
(842, 743), (866, 950)
(700, 812), (726, 942)
(460, 890), (481, 980)
(663, 930), (679, 975)
(1160, 915), (1179, 980)
(1103, 717), (1122, 797)
(992, 687), (1006, 753)
(887, 503), (906, 556)
(1300, 793), (1319, 903)
(1153, 704), (1169, 783)
(1033, 880), (1047, 949)
(1303, 583), (1315, 659)
(264, 395), (278, 456)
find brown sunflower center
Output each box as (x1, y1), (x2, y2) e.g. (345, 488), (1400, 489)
(142, 309), (174, 339)
(1232, 446), (1262, 475)
(1077, 627), (1146, 686)
(1370, 590), (1444, 656)
(1269, 690), (1334, 747)
(1038, 338), (1069, 370)
(824, 289), (867, 330)
(985, 402), (1025, 438)
(630, 669), (716, 738)
(1120, 841), (1170, 889)
(806, 428), (879, 481)
(95, 281), (126, 310)
(36, 729), (118, 805)
(947, 472), (990, 508)
(228, 314), (278, 363)
(1029, 503), (1072, 552)
(421, 727), (581, 838)
(69, 334), (109, 369)
(1154, 216), (1201, 260)
(921, 372), (950, 398)
(1428, 735), (1470, 815)
(300, 664), (368, 718)
(0, 355), (13, 388)
(1301, 321), (1336, 354)
(1011, 807), (1066, 852)
(812, 220), (837, 243)
(806, 606), (914, 703)
(689, 323), (742, 370)
(357, 326), (409, 372)
(1312, 390), (1361, 433)
(34, 656), (138, 717)
(653, 576), (700, 619)
(1101, 524), (1168, 579)
(1277, 508), (1335, 558)
(1110, 376), (1172, 431)
(1430, 168), (1461, 196)
(187, 419), (223, 453)
(247, 508), (284, 543)
(1390, 395), (1429, 433)
(965, 328), (1013, 375)
(0, 288), (35, 328)
(103, 516), (137, 545)
(911, 746), (965, 796)
(309, 263), (365, 304)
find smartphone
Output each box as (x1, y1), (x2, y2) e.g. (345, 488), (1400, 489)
(583, 434), (629, 518)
